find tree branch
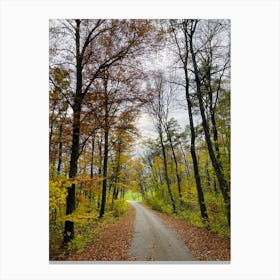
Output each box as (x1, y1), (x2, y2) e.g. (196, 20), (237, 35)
(49, 77), (73, 109)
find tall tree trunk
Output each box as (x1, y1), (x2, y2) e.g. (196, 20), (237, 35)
(210, 107), (220, 160)
(206, 48), (221, 161)
(181, 20), (209, 223)
(99, 81), (109, 218)
(57, 123), (63, 173)
(179, 142), (190, 177)
(207, 79), (222, 195)
(89, 135), (95, 209)
(99, 126), (109, 218)
(97, 137), (102, 210)
(63, 19), (82, 244)
(110, 145), (121, 207)
(159, 128), (176, 214)
(166, 129), (182, 204)
(63, 102), (81, 243)
(49, 109), (56, 170)
(90, 136), (95, 179)
(206, 167), (211, 189)
(49, 107), (56, 153)
(187, 96), (209, 223)
(189, 20), (230, 225)
(49, 123), (54, 150)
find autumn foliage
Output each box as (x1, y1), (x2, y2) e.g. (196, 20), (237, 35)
(49, 19), (230, 260)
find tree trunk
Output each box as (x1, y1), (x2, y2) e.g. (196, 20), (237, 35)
(166, 129), (182, 204)
(210, 108), (220, 160)
(99, 126), (109, 218)
(213, 179), (218, 193)
(63, 101), (81, 244)
(90, 136), (95, 179)
(198, 93), (230, 225)
(179, 143), (190, 177)
(159, 129), (176, 214)
(206, 47), (221, 161)
(89, 136), (95, 209)
(57, 123), (63, 173)
(49, 107), (56, 153)
(63, 19), (82, 244)
(186, 100), (209, 223)
(111, 139), (121, 204)
(189, 20), (230, 225)
(180, 21), (209, 223)
(97, 137), (102, 210)
(99, 81), (109, 218)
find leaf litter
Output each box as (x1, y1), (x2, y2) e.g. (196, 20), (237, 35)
(65, 204), (230, 261)
(66, 206), (135, 261)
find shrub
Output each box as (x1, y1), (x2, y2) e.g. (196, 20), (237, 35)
(145, 196), (164, 212)
(112, 199), (129, 217)
(70, 234), (84, 251)
(178, 210), (204, 228)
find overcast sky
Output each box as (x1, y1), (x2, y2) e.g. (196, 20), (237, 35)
(131, 41), (190, 157)
(133, 104), (188, 157)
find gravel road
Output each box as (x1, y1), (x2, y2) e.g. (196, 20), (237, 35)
(128, 201), (196, 261)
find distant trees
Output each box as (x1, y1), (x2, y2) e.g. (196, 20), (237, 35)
(97, 67), (142, 218)
(164, 118), (183, 205)
(146, 73), (177, 213)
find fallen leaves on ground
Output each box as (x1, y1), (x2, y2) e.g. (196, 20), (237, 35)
(66, 206), (135, 261)
(152, 210), (230, 261)
(62, 203), (229, 262)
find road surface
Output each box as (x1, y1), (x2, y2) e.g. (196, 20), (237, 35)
(128, 201), (196, 261)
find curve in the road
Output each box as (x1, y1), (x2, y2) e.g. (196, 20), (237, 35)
(128, 201), (196, 261)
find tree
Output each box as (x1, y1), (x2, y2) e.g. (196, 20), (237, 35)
(132, 158), (147, 200)
(170, 19), (209, 223)
(96, 64), (148, 218)
(196, 20), (230, 195)
(49, 67), (72, 178)
(164, 118), (183, 204)
(187, 19), (230, 225)
(108, 114), (136, 203)
(147, 73), (177, 213)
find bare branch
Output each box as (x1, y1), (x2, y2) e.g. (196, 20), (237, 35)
(49, 77), (73, 109)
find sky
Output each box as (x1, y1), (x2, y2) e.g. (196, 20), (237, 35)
(133, 106), (188, 157)
(132, 19), (231, 158)
(132, 41), (189, 157)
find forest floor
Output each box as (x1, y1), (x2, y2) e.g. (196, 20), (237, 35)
(65, 207), (136, 261)
(63, 202), (230, 262)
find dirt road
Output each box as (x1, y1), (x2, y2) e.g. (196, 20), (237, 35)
(128, 201), (196, 261)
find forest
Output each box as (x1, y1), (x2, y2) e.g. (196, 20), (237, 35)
(49, 19), (230, 261)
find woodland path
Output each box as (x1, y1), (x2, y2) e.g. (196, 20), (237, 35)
(128, 201), (196, 261)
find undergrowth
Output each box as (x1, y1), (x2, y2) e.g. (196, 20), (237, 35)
(49, 199), (129, 260)
(145, 192), (230, 239)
